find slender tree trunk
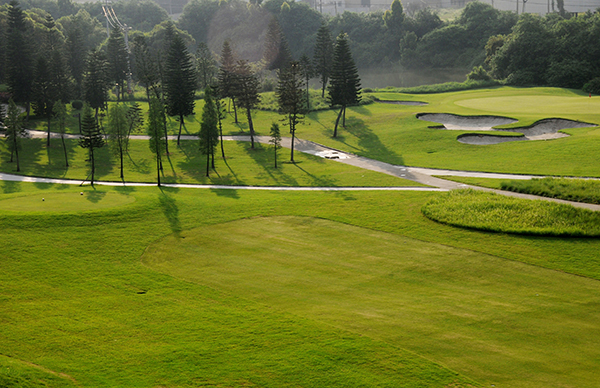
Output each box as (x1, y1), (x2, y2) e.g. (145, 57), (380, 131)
(321, 81), (326, 98)
(232, 98), (238, 123)
(247, 108), (254, 149)
(15, 144), (20, 172)
(61, 135), (68, 167)
(47, 115), (51, 147)
(206, 152), (210, 177)
(177, 115), (183, 145)
(306, 81), (310, 111)
(274, 147), (277, 169)
(342, 106), (346, 127)
(333, 107), (343, 137)
(90, 148), (95, 187)
(211, 150), (215, 169)
(290, 128), (295, 163)
(163, 121), (169, 155)
(157, 154), (161, 187)
(219, 120), (225, 158)
(120, 145), (124, 180)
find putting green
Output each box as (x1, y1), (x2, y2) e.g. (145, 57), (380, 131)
(0, 191), (135, 212)
(142, 216), (600, 388)
(455, 95), (600, 116)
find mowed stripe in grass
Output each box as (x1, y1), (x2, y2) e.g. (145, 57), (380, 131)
(142, 216), (600, 388)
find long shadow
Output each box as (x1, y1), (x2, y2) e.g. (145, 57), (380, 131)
(158, 188), (181, 235)
(126, 151), (151, 175)
(85, 190), (106, 203)
(1, 180), (21, 193)
(292, 162), (356, 201)
(348, 105), (373, 117)
(243, 142), (300, 187)
(342, 117), (405, 166)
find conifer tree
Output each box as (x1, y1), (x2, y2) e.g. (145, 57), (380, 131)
(164, 25), (196, 146)
(79, 103), (105, 186)
(107, 104), (129, 180)
(32, 56), (54, 146)
(196, 42), (217, 90)
(328, 33), (361, 138)
(276, 61), (306, 163)
(269, 122), (281, 169)
(313, 24), (333, 98)
(233, 60), (261, 149)
(126, 102), (144, 139)
(6, 0), (34, 117)
(53, 100), (69, 167)
(84, 48), (110, 118)
(66, 25), (86, 98)
(217, 40), (238, 123)
(5, 99), (27, 172)
(132, 35), (159, 101)
(147, 97), (166, 186)
(199, 87), (219, 177)
(299, 54), (314, 111)
(106, 25), (130, 101)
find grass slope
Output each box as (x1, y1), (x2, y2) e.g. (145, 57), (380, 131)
(142, 216), (600, 388)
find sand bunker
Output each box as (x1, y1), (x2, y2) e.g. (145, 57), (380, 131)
(417, 113), (595, 145)
(379, 100), (428, 106)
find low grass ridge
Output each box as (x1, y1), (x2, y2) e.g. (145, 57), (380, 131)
(500, 177), (600, 205)
(422, 189), (600, 237)
(378, 79), (500, 94)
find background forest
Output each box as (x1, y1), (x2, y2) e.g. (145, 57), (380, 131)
(2, 0), (600, 102)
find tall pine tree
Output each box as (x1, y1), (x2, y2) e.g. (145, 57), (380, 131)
(313, 24), (333, 98)
(79, 103), (105, 186)
(84, 48), (110, 118)
(6, 0), (34, 118)
(217, 40), (238, 123)
(164, 24), (196, 146)
(147, 97), (166, 186)
(233, 60), (261, 149)
(199, 87), (219, 177)
(106, 25), (130, 101)
(276, 61), (306, 163)
(328, 33), (361, 138)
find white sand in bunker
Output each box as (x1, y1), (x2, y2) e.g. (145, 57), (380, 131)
(417, 113), (595, 145)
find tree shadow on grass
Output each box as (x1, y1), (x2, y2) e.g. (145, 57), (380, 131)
(159, 187), (181, 235)
(292, 162), (356, 201)
(342, 117), (405, 166)
(85, 190), (106, 203)
(348, 105), (373, 117)
(1, 181), (21, 193)
(243, 142), (300, 187)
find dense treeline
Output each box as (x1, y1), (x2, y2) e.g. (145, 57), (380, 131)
(2, 0), (600, 98)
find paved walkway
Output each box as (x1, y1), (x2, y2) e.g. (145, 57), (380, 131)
(12, 130), (600, 211)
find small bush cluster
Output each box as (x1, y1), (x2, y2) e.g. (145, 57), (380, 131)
(583, 77), (600, 95)
(422, 189), (600, 237)
(500, 177), (600, 205)
(384, 79), (500, 94)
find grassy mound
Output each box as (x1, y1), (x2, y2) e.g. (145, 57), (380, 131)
(422, 189), (600, 237)
(500, 177), (600, 205)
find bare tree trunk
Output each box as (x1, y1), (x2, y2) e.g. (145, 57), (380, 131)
(177, 115), (183, 145)
(247, 108), (255, 149)
(62, 135), (69, 167)
(333, 108), (343, 137)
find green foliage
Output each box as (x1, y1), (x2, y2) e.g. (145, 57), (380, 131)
(106, 25), (130, 101)
(583, 77), (600, 95)
(388, 78), (500, 93)
(198, 87), (219, 175)
(313, 23), (333, 97)
(83, 48), (109, 113)
(466, 66), (491, 81)
(500, 177), (600, 205)
(79, 102), (105, 185)
(423, 189), (600, 237)
(71, 100), (83, 110)
(164, 25), (197, 121)
(269, 122), (281, 168)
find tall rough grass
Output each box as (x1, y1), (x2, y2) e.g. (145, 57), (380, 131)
(501, 177), (600, 205)
(422, 189), (600, 237)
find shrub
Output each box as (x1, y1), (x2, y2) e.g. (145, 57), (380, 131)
(546, 60), (592, 89)
(505, 70), (538, 86)
(422, 189), (600, 237)
(71, 100), (83, 110)
(500, 177), (600, 205)
(583, 77), (600, 95)
(467, 66), (491, 81)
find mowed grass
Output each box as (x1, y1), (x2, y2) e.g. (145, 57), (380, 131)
(0, 138), (421, 187)
(422, 189), (600, 236)
(142, 216), (600, 388)
(3, 184), (600, 387)
(0, 191), (135, 212)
